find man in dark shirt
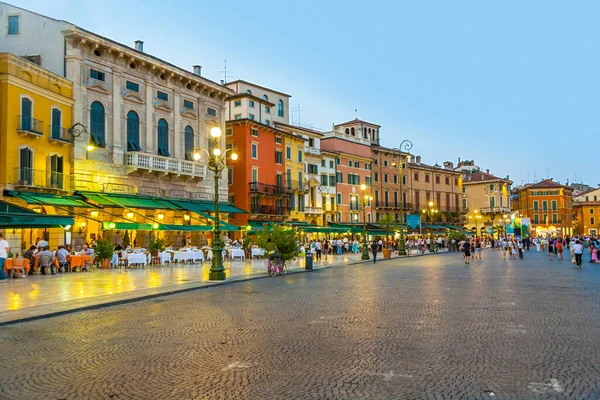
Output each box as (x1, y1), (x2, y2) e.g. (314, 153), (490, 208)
(23, 246), (36, 275)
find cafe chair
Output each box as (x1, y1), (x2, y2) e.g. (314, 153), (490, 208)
(39, 255), (53, 275)
(10, 258), (27, 278)
(83, 254), (96, 272)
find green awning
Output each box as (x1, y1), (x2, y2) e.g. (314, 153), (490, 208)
(192, 200), (247, 214)
(102, 222), (154, 230)
(80, 192), (179, 210)
(5, 191), (93, 208)
(303, 226), (349, 233)
(158, 224), (213, 231)
(0, 200), (74, 228)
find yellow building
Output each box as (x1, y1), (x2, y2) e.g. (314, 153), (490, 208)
(574, 187), (600, 236)
(462, 170), (512, 237)
(0, 53), (74, 249)
(284, 133), (308, 223)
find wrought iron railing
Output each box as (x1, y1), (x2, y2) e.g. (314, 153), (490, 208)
(17, 116), (43, 135)
(249, 182), (292, 196)
(49, 125), (73, 143)
(250, 205), (291, 215)
(13, 168), (68, 190)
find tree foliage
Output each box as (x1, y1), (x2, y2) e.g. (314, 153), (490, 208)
(255, 224), (300, 261)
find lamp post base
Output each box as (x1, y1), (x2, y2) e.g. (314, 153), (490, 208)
(209, 270), (227, 281)
(361, 250), (370, 261)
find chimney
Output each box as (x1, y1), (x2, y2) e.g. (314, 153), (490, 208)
(134, 40), (144, 52)
(416, 155), (421, 163)
(486, 169), (490, 174)
(193, 65), (202, 76)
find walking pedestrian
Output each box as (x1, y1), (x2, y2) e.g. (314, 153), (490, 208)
(548, 240), (554, 260)
(0, 233), (9, 281)
(573, 240), (584, 268)
(557, 241), (563, 260)
(315, 240), (322, 261)
(371, 241), (379, 263)
(463, 240), (471, 264)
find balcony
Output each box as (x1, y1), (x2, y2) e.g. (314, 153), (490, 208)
(286, 180), (308, 193)
(478, 206), (511, 214)
(125, 152), (205, 179)
(323, 204), (337, 213)
(305, 206), (323, 214)
(12, 168), (69, 190)
(375, 201), (412, 210)
(250, 205), (291, 216)
(48, 125), (74, 145)
(250, 182), (292, 196)
(306, 147), (321, 156)
(17, 116), (44, 138)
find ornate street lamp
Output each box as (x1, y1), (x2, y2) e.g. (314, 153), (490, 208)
(192, 127), (238, 281)
(422, 201), (438, 252)
(67, 122), (95, 151)
(351, 184), (373, 261)
(391, 139), (413, 255)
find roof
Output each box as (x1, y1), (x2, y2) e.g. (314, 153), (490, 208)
(226, 93), (275, 107)
(274, 122), (325, 137)
(334, 118), (381, 128)
(225, 80), (291, 98)
(462, 171), (512, 184)
(408, 162), (462, 175)
(61, 28), (231, 95)
(226, 118), (306, 140)
(524, 179), (570, 190)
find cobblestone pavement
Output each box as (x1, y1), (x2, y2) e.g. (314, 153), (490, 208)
(1, 249), (600, 399)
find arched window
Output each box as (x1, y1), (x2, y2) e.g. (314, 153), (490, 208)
(90, 101), (106, 147)
(246, 89), (252, 95)
(262, 94), (268, 101)
(350, 127), (355, 136)
(277, 99), (284, 117)
(362, 127), (367, 139)
(20, 97), (32, 131)
(157, 119), (170, 156)
(126, 111), (141, 151)
(184, 125), (194, 161)
(345, 128), (349, 135)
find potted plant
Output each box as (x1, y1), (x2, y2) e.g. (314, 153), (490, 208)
(148, 236), (166, 259)
(95, 239), (114, 269)
(377, 214), (397, 259)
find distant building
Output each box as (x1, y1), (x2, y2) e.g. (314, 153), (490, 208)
(512, 179), (574, 237)
(573, 187), (600, 236)
(569, 182), (594, 197)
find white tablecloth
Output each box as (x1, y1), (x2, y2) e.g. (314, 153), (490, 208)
(190, 250), (204, 262)
(158, 252), (171, 265)
(127, 253), (148, 266)
(230, 248), (245, 259)
(111, 253), (119, 266)
(173, 251), (193, 262)
(251, 248), (265, 258)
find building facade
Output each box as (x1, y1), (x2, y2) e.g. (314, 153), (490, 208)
(512, 179), (574, 237)
(371, 146), (407, 222)
(462, 170), (512, 236)
(321, 119), (375, 224)
(573, 187), (600, 236)
(0, 52), (74, 248)
(405, 156), (463, 224)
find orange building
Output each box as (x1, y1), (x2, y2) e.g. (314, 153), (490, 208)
(226, 119), (293, 226)
(512, 179), (574, 237)
(573, 187), (600, 236)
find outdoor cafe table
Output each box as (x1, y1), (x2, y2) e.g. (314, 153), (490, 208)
(230, 248), (245, 260)
(66, 255), (92, 269)
(251, 248), (265, 258)
(4, 258), (31, 274)
(173, 250), (204, 263)
(127, 253), (148, 266)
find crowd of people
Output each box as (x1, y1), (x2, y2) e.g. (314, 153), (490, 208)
(455, 235), (594, 268)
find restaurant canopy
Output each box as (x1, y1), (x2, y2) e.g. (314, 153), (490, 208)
(0, 200), (74, 228)
(4, 190), (95, 208)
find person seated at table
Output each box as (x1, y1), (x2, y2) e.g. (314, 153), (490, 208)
(56, 245), (70, 273)
(23, 245), (37, 274)
(35, 246), (56, 275)
(114, 243), (124, 251)
(66, 245), (73, 254)
(232, 239), (240, 247)
(81, 245), (93, 255)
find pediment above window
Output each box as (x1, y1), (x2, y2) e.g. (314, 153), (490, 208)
(86, 81), (111, 95)
(181, 109), (197, 119)
(123, 91), (144, 105)
(154, 100), (173, 113)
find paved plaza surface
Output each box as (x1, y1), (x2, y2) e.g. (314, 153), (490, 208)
(0, 254), (358, 324)
(1, 249), (599, 399)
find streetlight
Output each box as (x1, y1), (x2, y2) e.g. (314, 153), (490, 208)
(67, 122), (96, 151)
(351, 184), (373, 261)
(192, 126), (238, 281)
(392, 139), (413, 255)
(422, 201), (438, 253)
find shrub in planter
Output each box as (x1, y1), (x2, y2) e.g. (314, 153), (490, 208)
(95, 239), (114, 269)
